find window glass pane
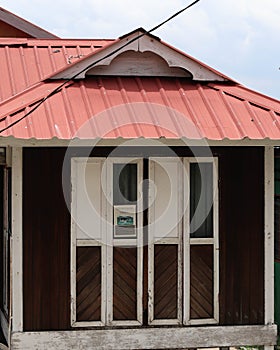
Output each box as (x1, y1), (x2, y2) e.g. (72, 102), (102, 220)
(113, 163), (137, 239)
(190, 163), (213, 238)
(113, 164), (137, 205)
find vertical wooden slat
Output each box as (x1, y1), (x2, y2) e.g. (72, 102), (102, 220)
(76, 247), (101, 322)
(218, 147), (264, 325)
(154, 245), (178, 319)
(23, 148), (71, 331)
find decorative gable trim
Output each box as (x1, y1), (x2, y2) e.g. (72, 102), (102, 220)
(50, 29), (230, 81)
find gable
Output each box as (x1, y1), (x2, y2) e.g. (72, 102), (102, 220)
(50, 29), (230, 82)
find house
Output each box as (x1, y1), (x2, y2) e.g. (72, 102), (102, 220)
(0, 9), (279, 350)
(0, 7), (58, 38)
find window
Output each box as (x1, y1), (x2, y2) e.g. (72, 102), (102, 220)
(184, 158), (219, 325)
(71, 157), (219, 327)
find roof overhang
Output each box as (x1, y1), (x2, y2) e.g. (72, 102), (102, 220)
(0, 137), (279, 148)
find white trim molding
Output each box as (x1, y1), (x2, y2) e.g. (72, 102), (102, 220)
(0, 137), (280, 148)
(264, 146), (274, 325)
(11, 147), (23, 333)
(11, 325), (277, 350)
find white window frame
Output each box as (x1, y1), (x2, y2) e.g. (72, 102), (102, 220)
(70, 156), (219, 328)
(148, 157), (183, 325)
(71, 157), (143, 327)
(71, 157), (107, 328)
(106, 157), (143, 327)
(183, 157), (219, 325)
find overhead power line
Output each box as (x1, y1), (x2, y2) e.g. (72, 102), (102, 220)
(0, 0), (201, 134)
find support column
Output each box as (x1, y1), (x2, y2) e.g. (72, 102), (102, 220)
(264, 146), (275, 350)
(11, 147), (23, 333)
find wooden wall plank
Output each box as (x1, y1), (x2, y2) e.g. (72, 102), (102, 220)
(218, 147), (264, 325)
(23, 148), (70, 331)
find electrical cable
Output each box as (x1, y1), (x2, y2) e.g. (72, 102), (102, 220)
(0, 0), (201, 134)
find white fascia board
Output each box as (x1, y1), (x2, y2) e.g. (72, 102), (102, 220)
(0, 137), (280, 148)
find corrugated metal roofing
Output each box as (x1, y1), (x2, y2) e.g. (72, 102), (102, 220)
(1, 77), (280, 140)
(0, 36), (280, 141)
(0, 38), (115, 101)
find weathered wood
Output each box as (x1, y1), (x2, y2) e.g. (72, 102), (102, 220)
(76, 247), (101, 322)
(154, 245), (178, 319)
(87, 51), (192, 77)
(218, 147), (264, 325)
(264, 146), (274, 325)
(11, 147), (23, 332)
(11, 325), (277, 350)
(52, 31), (226, 81)
(0, 138), (278, 148)
(22, 147), (265, 330)
(190, 245), (213, 319)
(113, 247), (137, 320)
(23, 148), (71, 331)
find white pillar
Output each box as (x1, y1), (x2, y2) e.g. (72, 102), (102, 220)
(264, 146), (274, 350)
(11, 147), (23, 332)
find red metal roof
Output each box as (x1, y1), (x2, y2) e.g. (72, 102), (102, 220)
(0, 36), (280, 141)
(0, 38), (115, 102)
(1, 77), (280, 140)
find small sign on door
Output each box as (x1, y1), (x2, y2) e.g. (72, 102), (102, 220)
(114, 205), (136, 238)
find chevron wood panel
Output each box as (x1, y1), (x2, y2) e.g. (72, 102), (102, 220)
(76, 247), (101, 322)
(154, 245), (178, 319)
(190, 245), (213, 319)
(113, 247), (137, 320)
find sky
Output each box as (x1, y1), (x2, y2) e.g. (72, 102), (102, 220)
(1, 0), (280, 99)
